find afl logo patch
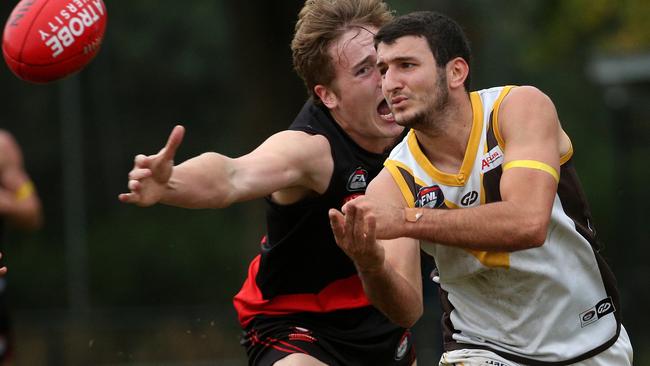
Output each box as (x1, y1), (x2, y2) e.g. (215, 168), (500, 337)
(415, 185), (445, 208)
(394, 331), (411, 361)
(347, 167), (368, 192)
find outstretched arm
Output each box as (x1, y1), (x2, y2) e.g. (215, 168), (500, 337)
(118, 125), (185, 207)
(330, 169), (422, 328)
(0, 130), (42, 229)
(119, 125), (333, 209)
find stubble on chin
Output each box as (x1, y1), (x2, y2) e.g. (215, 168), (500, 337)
(395, 109), (428, 129)
(396, 85), (449, 133)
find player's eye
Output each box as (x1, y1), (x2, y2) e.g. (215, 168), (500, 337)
(355, 66), (372, 77)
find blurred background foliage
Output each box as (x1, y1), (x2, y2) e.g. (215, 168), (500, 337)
(0, 0), (648, 364)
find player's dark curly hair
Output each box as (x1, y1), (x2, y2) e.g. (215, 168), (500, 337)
(292, 0), (394, 104)
(375, 11), (472, 91)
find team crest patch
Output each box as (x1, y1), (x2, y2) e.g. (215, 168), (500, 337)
(394, 331), (411, 361)
(347, 167), (368, 192)
(415, 185), (445, 208)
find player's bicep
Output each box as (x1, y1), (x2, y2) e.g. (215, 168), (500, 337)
(231, 131), (332, 200)
(498, 86), (560, 230)
(499, 87), (560, 197)
(499, 87), (560, 168)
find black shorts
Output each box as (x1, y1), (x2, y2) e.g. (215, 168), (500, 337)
(241, 307), (415, 366)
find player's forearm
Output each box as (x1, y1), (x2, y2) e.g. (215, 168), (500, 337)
(357, 263), (423, 328)
(160, 152), (237, 209)
(403, 201), (549, 251)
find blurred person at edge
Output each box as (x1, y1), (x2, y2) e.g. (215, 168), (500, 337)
(330, 11), (633, 366)
(0, 129), (42, 365)
(120, 1), (420, 365)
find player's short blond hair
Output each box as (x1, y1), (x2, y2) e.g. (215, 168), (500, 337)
(291, 0), (393, 104)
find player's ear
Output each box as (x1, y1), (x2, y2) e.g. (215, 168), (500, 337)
(314, 84), (339, 109)
(447, 57), (469, 90)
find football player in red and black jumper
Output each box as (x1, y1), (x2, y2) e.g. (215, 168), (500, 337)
(120, 1), (420, 365)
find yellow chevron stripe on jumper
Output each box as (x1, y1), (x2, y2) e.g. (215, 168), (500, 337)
(385, 161), (416, 208)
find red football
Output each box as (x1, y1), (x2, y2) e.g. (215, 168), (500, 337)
(2, 0), (107, 83)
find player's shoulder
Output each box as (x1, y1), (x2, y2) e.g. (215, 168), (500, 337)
(265, 130), (332, 162)
(272, 129), (330, 148)
(498, 85), (557, 127)
(498, 85), (560, 141)
(502, 85), (554, 108)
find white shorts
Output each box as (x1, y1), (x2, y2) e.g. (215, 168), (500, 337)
(438, 326), (633, 366)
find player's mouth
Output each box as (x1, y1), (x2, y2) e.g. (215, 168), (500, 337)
(389, 95), (408, 109)
(377, 99), (395, 122)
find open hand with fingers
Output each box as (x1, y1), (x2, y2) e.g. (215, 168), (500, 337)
(118, 125), (185, 207)
(333, 196), (405, 242)
(329, 198), (387, 274)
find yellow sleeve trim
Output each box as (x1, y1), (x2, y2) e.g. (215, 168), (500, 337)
(492, 85), (517, 149)
(503, 160), (559, 183)
(15, 181), (35, 201)
(560, 142), (573, 165)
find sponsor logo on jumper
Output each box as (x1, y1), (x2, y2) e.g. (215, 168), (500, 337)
(481, 146), (504, 173)
(460, 190), (479, 206)
(415, 185), (444, 208)
(580, 297), (615, 328)
(347, 167), (368, 192)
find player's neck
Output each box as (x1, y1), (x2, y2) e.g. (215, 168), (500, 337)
(330, 111), (397, 155)
(345, 129), (397, 155)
